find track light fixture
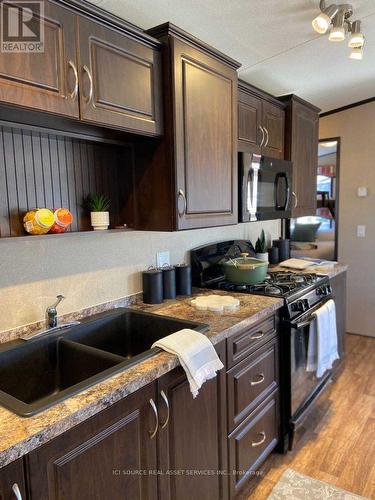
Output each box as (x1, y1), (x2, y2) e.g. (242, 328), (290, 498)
(312, 1), (365, 59)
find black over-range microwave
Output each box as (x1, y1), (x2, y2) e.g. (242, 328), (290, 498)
(239, 153), (293, 222)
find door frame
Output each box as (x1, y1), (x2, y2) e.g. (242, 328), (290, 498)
(318, 136), (341, 261)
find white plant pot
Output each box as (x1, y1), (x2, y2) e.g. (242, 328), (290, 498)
(90, 211), (109, 230)
(256, 252), (269, 262)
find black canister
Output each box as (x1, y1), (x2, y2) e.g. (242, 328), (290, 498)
(175, 264), (192, 296)
(162, 266), (176, 299)
(142, 268), (163, 304)
(268, 246), (279, 265)
(272, 239), (290, 262)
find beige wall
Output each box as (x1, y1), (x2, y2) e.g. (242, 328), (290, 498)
(320, 102), (375, 337)
(0, 220), (280, 332)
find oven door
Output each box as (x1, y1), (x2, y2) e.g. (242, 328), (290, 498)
(289, 303), (332, 418)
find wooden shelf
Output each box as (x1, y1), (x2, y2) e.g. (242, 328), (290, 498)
(0, 228), (134, 243)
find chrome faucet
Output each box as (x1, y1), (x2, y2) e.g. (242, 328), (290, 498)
(46, 294), (65, 328)
(20, 294), (80, 341)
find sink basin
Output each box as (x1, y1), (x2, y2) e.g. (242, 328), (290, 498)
(66, 308), (208, 358)
(0, 308), (207, 416)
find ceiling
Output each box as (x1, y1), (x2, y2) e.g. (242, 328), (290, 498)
(87, 0), (375, 112)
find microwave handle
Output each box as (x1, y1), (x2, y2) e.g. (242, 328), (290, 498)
(275, 172), (290, 210)
(246, 155), (260, 221)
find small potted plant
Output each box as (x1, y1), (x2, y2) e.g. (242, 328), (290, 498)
(85, 194), (110, 230)
(255, 229), (268, 262)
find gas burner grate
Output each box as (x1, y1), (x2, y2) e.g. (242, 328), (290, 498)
(216, 271), (322, 298)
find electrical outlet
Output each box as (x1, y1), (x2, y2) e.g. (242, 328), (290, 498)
(357, 225), (366, 238)
(156, 250), (170, 268)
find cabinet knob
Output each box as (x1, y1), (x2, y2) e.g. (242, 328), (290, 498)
(68, 60), (78, 101)
(177, 189), (187, 217)
(159, 390), (170, 429)
(12, 483), (23, 500)
(149, 398), (159, 439)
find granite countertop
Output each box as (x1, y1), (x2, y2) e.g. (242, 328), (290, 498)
(0, 290), (283, 468)
(270, 262), (348, 279)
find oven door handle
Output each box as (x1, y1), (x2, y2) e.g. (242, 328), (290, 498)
(291, 316), (316, 330)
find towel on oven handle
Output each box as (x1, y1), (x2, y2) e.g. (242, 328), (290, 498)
(307, 299), (339, 378)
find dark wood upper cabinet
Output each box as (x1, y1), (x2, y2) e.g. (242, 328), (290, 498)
(281, 95), (320, 218)
(77, 17), (163, 136)
(125, 23), (240, 231)
(238, 80), (285, 160)
(26, 383), (158, 500)
(0, 458), (26, 500)
(0, 1), (79, 118)
(261, 100), (285, 159)
(157, 341), (228, 500)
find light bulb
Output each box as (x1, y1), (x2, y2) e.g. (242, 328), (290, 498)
(312, 13), (331, 34)
(329, 26), (345, 41)
(348, 21), (364, 48)
(312, 5), (339, 34)
(349, 47), (363, 60)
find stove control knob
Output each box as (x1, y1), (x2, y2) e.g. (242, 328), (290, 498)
(292, 300), (306, 312)
(316, 287), (323, 296)
(303, 298), (309, 310)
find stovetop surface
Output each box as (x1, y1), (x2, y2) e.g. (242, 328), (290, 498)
(190, 240), (329, 303)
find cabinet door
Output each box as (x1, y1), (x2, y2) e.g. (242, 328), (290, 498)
(0, 459), (26, 500)
(238, 91), (262, 153)
(261, 101), (285, 159)
(157, 342), (228, 500)
(291, 101), (319, 217)
(77, 17), (162, 136)
(0, 1), (79, 118)
(173, 38), (237, 229)
(26, 383), (158, 500)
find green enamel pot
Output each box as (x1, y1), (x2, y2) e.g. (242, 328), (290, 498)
(222, 257), (269, 285)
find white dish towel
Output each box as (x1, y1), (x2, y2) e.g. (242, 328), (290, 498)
(152, 329), (224, 398)
(307, 299), (339, 378)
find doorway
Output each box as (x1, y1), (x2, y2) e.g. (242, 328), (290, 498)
(289, 137), (340, 261)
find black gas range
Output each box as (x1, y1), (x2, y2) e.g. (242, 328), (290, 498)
(191, 240), (334, 452)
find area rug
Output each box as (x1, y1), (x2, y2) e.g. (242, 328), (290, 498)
(267, 468), (368, 500)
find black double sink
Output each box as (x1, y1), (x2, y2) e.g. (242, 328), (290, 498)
(0, 308), (207, 417)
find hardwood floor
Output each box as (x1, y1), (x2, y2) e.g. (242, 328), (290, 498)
(244, 333), (375, 499)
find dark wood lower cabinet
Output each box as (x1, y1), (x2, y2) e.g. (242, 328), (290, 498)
(228, 390), (279, 498)
(157, 341), (228, 500)
(0, 458), (26, 500)
(26, 383), (158, 500)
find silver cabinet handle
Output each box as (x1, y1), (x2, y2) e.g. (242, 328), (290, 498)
(177, 189), (187, 217)
(250, 331), (264, 340)
(82, 65), (93, 104)
(264, 127), (269, 147)
(250, 373), (265, 386)
(258, 125), (265, 147)
(149, 398), (159, 439)
(252, 431), (266, 447)
(12, 483), (23, 500)
(292, 191), (298, 209)
(68, 60), (78, 100)
(160, 390), (170, 429)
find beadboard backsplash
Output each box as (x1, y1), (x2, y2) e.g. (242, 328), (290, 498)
(0, 125), (130, 237)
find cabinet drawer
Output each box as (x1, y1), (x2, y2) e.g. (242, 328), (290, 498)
(228, 390), (279, 497)
(227, 315), (276, 368)
(227, 339), (278, 432)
